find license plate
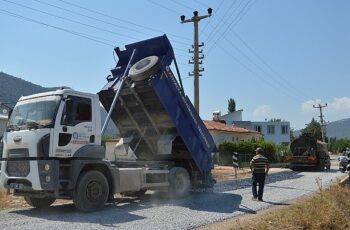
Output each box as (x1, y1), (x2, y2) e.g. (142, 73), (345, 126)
(9, 183), (24, 189)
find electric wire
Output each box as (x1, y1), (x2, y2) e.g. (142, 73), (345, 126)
(56, 0), (191, 42)
(206, 0), (255, 55)
(204, 0), (240, 45)
(201, 0), (225, 33)
(2, 0), (190, 55)
(0, 8), (115, 47)
(201, 0), (311, 100)
(33, 0), (192, 46)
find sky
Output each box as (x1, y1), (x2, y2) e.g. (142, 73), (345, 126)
(0, 0), (349, 130)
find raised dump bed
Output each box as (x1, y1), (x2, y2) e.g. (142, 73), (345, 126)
(98, 35), (215, 178)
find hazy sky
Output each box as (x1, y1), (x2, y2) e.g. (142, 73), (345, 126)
(1, 0), (349, 129)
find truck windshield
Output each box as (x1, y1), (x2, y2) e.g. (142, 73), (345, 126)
(7, 95), (61, 131)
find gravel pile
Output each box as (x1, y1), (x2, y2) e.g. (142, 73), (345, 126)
(0, 168), (342, 230)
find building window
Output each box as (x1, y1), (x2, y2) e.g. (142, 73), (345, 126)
(267, 125), (275, 134)
(281, 125), (289, 134)
(254, 125), (261, 132)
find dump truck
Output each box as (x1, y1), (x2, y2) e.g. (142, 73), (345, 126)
(288, 133), (331, 171)
(0, 35), (216, 212)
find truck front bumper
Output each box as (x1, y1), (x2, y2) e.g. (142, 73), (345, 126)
(0, 160), (59, 192)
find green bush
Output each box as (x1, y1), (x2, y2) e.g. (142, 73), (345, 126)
(217, 140), (281, 165)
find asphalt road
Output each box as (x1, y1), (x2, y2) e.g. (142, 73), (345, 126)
(0, 167), (343, 230)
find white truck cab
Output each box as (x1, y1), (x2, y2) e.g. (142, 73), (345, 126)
(1, 89), (101, 189)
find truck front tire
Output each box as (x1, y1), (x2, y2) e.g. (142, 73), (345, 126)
(168, 167), (191, 198)
(24, 196), (56, 208)
(73, 170), (109, 212)
(129, 56), (160, 81)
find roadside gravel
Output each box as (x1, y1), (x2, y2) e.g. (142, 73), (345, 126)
(0, 167), (342, 230)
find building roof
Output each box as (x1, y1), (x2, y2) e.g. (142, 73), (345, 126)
(203, 120), (260, 134)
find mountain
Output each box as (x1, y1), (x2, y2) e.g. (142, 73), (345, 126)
(326, 118), (350, 139)
(0, 72), (61, 105)
(0, 72), (118, 136)
(294, 118), (350, 139)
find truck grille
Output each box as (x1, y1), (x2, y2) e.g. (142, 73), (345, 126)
(8, 148), (29, 158)
(6, 161), (30, 177)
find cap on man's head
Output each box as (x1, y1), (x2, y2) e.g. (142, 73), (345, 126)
(255, 147), (263, 154)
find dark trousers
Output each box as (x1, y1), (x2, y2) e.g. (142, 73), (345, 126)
(252, 173), (266, 200)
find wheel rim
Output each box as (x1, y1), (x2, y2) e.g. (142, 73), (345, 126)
(86, 181), (103, 202)
(175, 174), (185, 192)
(136, 59), (151, 70)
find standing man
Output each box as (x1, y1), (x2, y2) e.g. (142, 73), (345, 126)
(250, 147), (270, 201)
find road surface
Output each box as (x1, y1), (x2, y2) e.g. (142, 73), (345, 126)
(0, 167), (342, 230)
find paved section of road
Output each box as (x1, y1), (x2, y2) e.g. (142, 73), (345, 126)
(0, 168), (342, 230)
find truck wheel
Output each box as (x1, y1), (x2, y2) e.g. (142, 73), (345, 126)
(73, 170), (109, 212)
(129, 56), (160, 81)
(24, 196), (56, 208)
(168, 167), (191, 198)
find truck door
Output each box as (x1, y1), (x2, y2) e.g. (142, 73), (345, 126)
(52, 95), (96, 157)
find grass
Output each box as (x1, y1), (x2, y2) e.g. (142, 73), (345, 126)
(231, 181), (350, 230)
(0, 189), (28, 210)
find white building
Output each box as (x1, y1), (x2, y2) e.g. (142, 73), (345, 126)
(233, 120), (290, 144)
(203, 120), (262, 146)
(219, 110), (291, 145)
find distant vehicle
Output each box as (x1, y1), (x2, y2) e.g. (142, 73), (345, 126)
(288, 133), (331, 171)
(338, 147), (350, 173)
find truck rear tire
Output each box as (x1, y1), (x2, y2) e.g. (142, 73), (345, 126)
(24, 196), (55, 208)
(129, 56), (160, 81)
(73, 170), (109, 212)
(317, 160), (325, 171)
(168, 167), (191, 198)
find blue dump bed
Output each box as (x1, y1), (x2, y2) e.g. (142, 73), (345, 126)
(98, 35), (215, 177)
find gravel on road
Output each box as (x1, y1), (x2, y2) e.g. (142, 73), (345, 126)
(0, 168), (342, 230)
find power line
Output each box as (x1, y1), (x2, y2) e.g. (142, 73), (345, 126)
(206, 0), (256, 55)
(0, 8), (115, 47)
(57, 0), (191, 42)
(170, 0), (194, 12)
(33, 0), (191, 46)
(230, 31), (313, 100)
(200, 0), (311, 101)
(3, 0), (140, 41)
(201, 0), (225, 33)
(147, 0), (182, 15)
(3, 0), (190, 54)
(203, 0), (240, 45)
(215, 41), (305, 103)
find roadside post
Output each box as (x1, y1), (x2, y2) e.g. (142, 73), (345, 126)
(232, 152), (239, 179)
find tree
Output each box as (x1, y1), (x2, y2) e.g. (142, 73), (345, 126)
(302, 118), (323, 141)
(227, 98), (236, 113)
(290, 128), (295, 142)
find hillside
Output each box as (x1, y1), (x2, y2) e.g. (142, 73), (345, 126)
(294, 118), (350, 139)
(0, 72), (61, 105)
(0, 72), (118, 136)
(326, 118), (350, 139)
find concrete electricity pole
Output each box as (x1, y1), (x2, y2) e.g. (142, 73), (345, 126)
(180, 8), (212, 113)
(313, 103), (328, 142)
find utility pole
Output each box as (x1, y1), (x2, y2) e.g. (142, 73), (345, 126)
(313, 103), (328, 142)
(180, 8), (212, 113)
